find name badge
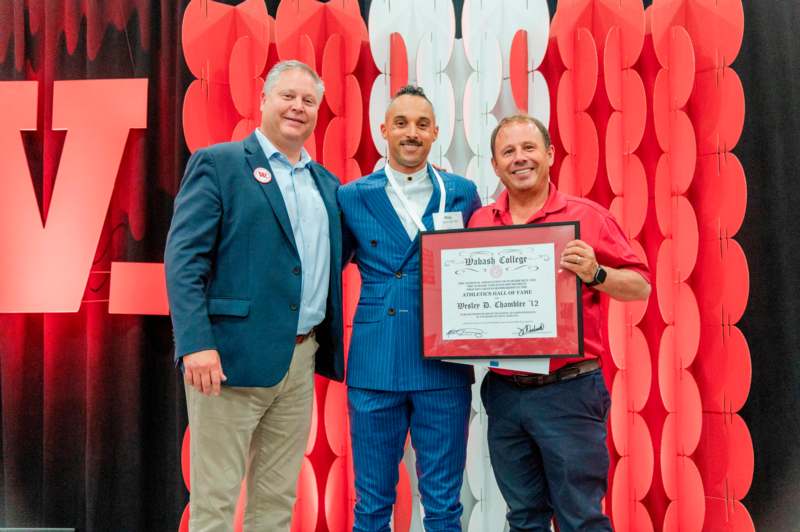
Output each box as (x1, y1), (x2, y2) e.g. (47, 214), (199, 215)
(433, 211), (464, 230)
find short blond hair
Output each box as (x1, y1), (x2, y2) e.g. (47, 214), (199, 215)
(263, 60), (324, 99)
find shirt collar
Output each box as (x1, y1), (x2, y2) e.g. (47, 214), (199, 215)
(387, 163), (429, 185)
(254, 128), (311, 168)
(492, 182), (567, 223)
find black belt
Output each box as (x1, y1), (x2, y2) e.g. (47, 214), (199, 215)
(493, 359), (600, 388)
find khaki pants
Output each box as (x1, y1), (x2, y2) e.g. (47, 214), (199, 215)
(185, 336), (317, 532)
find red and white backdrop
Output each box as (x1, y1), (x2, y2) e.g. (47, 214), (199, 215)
(0, 1), (763, 530)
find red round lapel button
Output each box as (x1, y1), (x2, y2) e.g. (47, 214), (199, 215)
(253, 167), (272, 184)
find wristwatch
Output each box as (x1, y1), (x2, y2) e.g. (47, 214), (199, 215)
(586, 264), (607, 287)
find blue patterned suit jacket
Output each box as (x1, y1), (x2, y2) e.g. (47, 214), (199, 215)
(338, 165), (482, 391)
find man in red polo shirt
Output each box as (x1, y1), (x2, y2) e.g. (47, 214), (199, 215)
(469, 115), (650, 531)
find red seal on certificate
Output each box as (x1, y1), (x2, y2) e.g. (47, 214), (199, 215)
(253, 167), (272, 183)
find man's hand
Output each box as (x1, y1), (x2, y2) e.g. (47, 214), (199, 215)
(559, 239), (651, 301)
(560, 239), (598, 283)
(183, 349), (227, 396)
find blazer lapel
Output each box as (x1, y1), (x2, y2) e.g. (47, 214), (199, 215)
(243, 132), (298, 254)
(419, 164), (443, 231)
(401, 165), (445, 264)
(356, 169), (412, 247)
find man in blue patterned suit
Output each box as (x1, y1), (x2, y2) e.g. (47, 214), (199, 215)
(338, 86), (482, 531)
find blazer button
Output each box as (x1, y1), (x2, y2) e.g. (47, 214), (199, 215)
(387, 307), (396, 316)
(395, 271), (402, 279)
(370, 240), (378, 247)
(292, 266), (301, 275)
(290, 303), (298, 311)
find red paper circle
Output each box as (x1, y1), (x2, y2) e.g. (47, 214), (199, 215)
(606, 112), (625, 194)
(658, 326), (678, 408)
(611, 371), (630, 455)
(667, 26), (695, 108)
(722, 239), (749, 323)
(694, 324), (727, 411)
(231, 118), (258, 142)
(621, 69), (647, 150)
(674, 284), (701, 367)
(662, 457), (705, 532)
(325, 456), (355, 532)
(573, 27), (598, 110)
(626, 329), (652, 411)
(691, 67), (745, 155)
(290, 457), (319, 532)
(181, 428), (191, 491)
(324, 380), (349, 456)
(656, 196), (698, 280)
(652, 69), (671, 151)
(661, 414), (678, 498)
(557, 70), (577, 153)
(306, 382), (319, 455)
(693, 244), (725, 323)
(608, 156), (647, 238)
(727, 414), (755, 498)
(575, 112), (599, 195)
(342, 75), (363, 155)
(655, 239), (676, 322)
(611, 457), (633, 530)
(179, 504), (189, 532)
(629, 412), (654, 497)
(604, 27), (624, 110)
(229, 37), (264, 119)
(687, 0), (744, 71)
(676, 370), (703, 455)
(509, 29), (530, 112)
(322, 34), (347, 116)
(595, 0), (645, 67)
(695, 412), (729, 496)
(650, 0), (682, 68)
(653, 110), (696, 191)
(182, 80), (211, 153)
(704, 498), (755, 532)
(323, 118), (348, 179)
(725, 326), (752, 412)
(182, 0), (234, 80)
(692, 153), (747, 241)
(394, 462), (412, 532)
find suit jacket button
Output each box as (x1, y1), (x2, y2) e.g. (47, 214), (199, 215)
(290, 303), (298, 311)
(292, 266), (301, 275)
(395, 271), (402, 279)
(387, 307), (396, 316)
(370, 240), (378, 247)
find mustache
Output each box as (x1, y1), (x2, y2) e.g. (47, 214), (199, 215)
(400, 139), (423, 146)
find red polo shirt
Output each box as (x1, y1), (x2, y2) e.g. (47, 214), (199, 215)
(467, 184), (650, 374)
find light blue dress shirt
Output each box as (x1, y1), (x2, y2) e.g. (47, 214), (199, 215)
(254, 128), (330, 334)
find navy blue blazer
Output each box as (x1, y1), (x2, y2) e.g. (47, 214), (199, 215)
(338, 165), (482, 391)
(165, 132), (344, 387)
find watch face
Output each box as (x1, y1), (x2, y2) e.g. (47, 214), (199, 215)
(595, 266), (607, 284)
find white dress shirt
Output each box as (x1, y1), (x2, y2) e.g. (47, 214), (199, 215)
(254, 128), (330, 334)
(384, 164), (433, 240)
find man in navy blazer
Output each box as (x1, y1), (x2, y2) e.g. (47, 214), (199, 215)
(165, 60), (343, 531)
(338, 86), (482, 531)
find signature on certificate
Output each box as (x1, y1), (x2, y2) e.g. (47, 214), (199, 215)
(446, 328), (486, 338)
(516, 323), (545, 336)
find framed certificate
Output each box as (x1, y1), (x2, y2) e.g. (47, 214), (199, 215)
(419, 222), (583, 359)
